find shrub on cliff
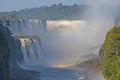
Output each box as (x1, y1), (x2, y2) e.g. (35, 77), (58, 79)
(102, 25), (120, 80)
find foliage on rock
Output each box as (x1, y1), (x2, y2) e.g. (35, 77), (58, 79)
(102, 25), (120, 80)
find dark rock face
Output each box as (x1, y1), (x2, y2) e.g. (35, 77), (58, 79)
(0, 25), (10, 80)
(98, 46), (104, 63)
(8, 38), (40, 80)
(0, 19), (40, 80)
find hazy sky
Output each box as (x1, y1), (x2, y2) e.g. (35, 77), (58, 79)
(0, 0), (87, 12)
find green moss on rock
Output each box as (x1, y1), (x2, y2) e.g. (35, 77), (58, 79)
(102, 25), (120, 80)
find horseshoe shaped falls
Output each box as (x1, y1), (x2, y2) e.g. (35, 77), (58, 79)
(0, 0), (120, 80)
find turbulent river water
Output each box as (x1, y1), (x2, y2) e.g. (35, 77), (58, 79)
(20, 65), (104, 80)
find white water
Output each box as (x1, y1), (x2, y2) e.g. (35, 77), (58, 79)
(8, 19), (101, 67)
(19, 38), (44, 66)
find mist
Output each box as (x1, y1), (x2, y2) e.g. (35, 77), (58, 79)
(38, 0), (120, 67)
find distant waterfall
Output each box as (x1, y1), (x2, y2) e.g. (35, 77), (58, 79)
(47, 20), (85, 32)
(6, 18), (47, 66)
(8, 19), (46, 36)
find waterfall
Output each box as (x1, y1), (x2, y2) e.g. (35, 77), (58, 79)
(6, 18), (46, 67)
(8, 19), (46, 36)
(6, 19), (107, 67)
(47, 20), (85, 32)
(19, 37), (44, 66)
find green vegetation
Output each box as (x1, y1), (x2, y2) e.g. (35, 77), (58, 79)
(102, 25), (120, 80)
(0, 4), (90, 20)
(0, 23), (10, 80)
(0, 14), (22, 21)
(6, 15), (21, 21)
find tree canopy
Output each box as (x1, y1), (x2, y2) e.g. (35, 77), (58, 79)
(0, 4), (90, 20)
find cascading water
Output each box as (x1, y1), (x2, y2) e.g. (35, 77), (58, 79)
(7, 19), (107, 67)
(19, 37), (44, 66)
(7, 18), (46, 67)
(9, 19), (46, 36)
(47, 20), (85, 32)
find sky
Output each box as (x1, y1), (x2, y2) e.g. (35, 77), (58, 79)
(0, 0), (87, 12)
